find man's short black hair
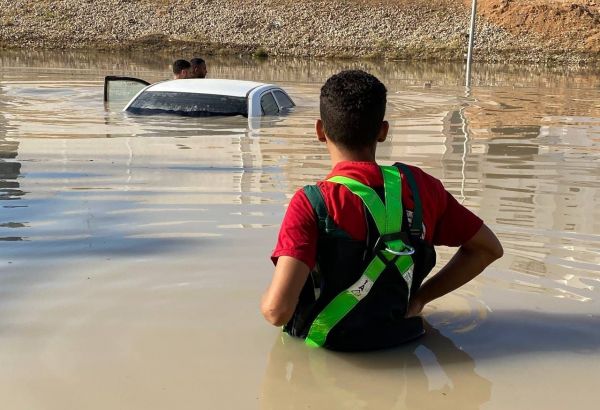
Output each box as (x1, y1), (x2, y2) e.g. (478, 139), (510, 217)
(173, 59), (191, 74)
(190, 57), (205, 66)
(320, 70), (387, 149)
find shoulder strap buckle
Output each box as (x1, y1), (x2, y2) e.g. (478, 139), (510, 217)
(384, 242), (415, 256)
(374, 232), (415, 256)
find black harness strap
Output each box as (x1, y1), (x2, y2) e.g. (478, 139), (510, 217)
(394, 163), (423, 237)
(303, 184), (350, 239)
(303, 185), (328, 232)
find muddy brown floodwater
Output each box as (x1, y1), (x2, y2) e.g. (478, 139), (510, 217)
(0, 51), (599, 409)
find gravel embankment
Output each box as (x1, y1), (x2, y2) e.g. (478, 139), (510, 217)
(0, 0), (598, 65)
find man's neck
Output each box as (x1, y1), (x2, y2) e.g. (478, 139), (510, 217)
(328, 144), (377, 167)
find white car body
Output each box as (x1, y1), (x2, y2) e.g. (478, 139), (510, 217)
(121, 78), (294, 117)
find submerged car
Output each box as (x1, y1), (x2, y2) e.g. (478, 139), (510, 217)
(104, 76), (295, 117)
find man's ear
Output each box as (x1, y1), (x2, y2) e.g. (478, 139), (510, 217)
(316, 119), (327, 142)
(376, 120), (389, 143)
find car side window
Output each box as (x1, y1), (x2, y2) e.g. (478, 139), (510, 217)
(260, 92), (279, 116)
(273, 90), (294, 109)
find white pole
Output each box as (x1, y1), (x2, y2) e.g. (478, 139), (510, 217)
(466, 0), (477, 87)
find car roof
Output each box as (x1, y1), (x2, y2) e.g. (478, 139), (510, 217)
(145, 79), (270, 97)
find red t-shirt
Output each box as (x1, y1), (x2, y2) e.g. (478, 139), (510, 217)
(271, 161), (483, 269)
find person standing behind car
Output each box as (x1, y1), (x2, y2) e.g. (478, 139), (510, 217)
(173, 59), (191, 79)
(190, 57), (207, 78)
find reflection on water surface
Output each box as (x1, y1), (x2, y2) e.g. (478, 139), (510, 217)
(0, 50), (599, 409)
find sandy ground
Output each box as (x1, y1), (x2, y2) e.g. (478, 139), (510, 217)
(0, 0), (598, 65)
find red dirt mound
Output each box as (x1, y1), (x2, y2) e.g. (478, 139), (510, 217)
(473, 0), (600, 52)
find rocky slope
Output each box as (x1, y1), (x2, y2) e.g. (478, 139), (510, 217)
(0, 0), (598, 65)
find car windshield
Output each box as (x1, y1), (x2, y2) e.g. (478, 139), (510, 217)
(126, 91), (248, 117)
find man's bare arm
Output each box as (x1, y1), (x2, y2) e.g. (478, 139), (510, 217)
(261, 256), (310, 326)
(407, 224), (503, 317)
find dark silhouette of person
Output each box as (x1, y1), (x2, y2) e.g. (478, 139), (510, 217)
(190, 57), (207, 79)
(172, 59), (191, 79)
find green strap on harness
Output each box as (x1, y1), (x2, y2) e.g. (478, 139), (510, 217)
(305, 165), (416, 348)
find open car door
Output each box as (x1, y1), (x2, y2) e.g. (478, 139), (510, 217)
(103, 76), (150, 107)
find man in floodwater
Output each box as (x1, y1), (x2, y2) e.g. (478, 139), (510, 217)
(190, 57), (207, 79)
(172, 59), (191, 79)
(261, 70), (503, 351)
